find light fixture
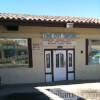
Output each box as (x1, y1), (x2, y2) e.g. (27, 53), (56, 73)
(66, 23), (74, 28)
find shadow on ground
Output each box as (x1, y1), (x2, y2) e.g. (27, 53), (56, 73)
(4, 89), (85, 100)
(1, 80), (100, 100)
(4, 92), (50, 100)
(1, 80), (100, 88)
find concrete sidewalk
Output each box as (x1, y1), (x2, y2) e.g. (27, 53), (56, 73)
(0, 80), (100, 100)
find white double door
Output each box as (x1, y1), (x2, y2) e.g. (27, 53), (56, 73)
(53, 50), (66, 81)
(45, 50), (74, 82)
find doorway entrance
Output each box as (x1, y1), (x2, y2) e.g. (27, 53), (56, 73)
(53, 50), (66, 81)
(45, 49), (75, 82)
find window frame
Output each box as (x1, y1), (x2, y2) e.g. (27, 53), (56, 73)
(28, 38), (33, 68)
(86, 39), (88, 65)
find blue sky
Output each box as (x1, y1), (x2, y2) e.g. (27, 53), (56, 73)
(0, 0), (100, 18)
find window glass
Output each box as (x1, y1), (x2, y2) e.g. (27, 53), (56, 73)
(0, 38), (28, 67)
(69, 53), (72, 67)
(56, 54), (59, 67)
(60, 54), (64, 67)
(46, 54), (50, 68)
(88, 40), (100, 65)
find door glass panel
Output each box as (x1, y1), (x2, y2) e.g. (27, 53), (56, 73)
(46, 54), (50, 68)
(60, 54), (64, 67)
(56, 54), (59, 68)
(69, 53), (72, 67)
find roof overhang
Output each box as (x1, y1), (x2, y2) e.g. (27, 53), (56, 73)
(0, 19), (100, 28)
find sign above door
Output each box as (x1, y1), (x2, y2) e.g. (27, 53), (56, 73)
(42, 33), (76, 46)
(42, 33), (76, 38)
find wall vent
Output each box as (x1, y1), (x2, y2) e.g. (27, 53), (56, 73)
(6, 26), (19, 31)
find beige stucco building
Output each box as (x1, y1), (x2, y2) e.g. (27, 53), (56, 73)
(0, 13), (100, 84)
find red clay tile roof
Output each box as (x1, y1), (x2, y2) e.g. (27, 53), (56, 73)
(0, 13), (100, 24)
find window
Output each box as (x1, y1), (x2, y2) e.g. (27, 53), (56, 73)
(87, 39), (100, 65)
(0, 38), (32, 68)
(60, 54), (64, 67)
(56, 53), (64, 67)
(56, 54), (59, 67)
(69, 53), (72, 67)
(46, 54), (50, 68)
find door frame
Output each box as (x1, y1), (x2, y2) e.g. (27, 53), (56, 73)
(44, 49), (75, 82)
